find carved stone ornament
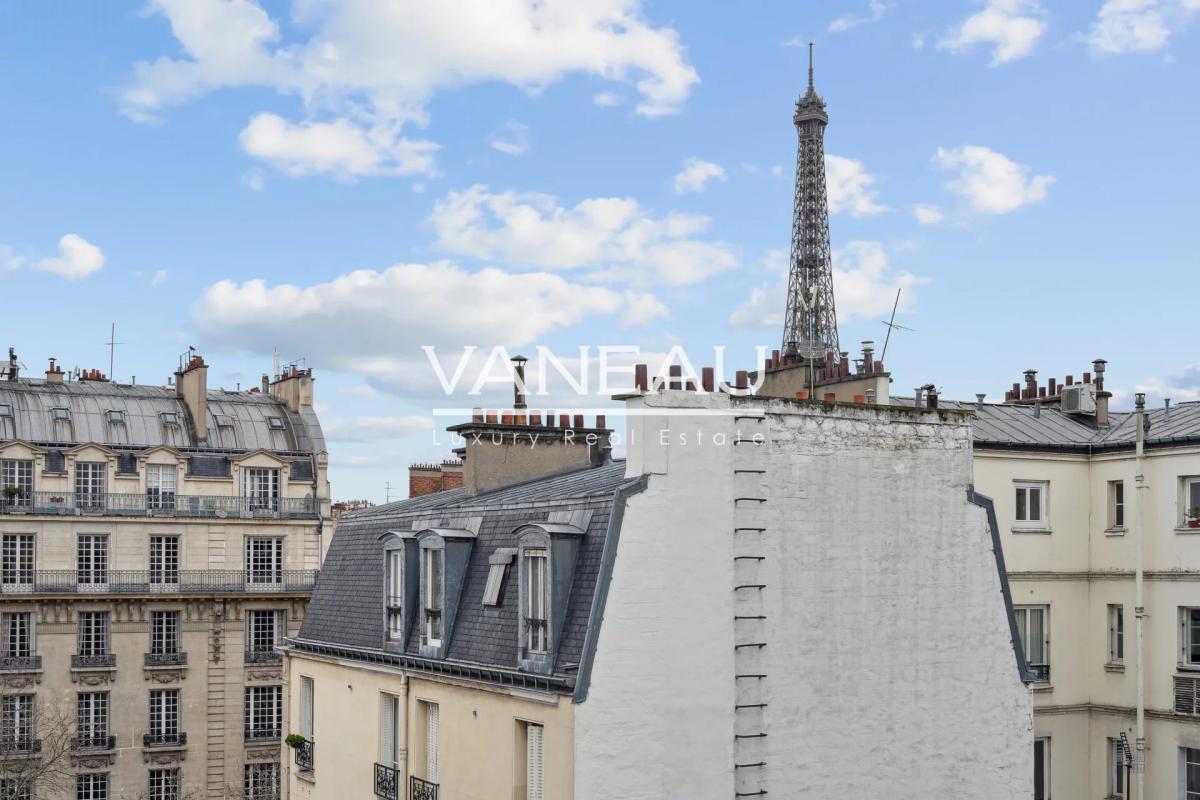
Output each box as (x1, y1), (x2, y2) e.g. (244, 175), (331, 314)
(246, 670), (282, 682)
(144, 750), (185, 765)
(146, 670), (182, 684)
(1, 674), (39, 689)
(244, 748), (280, 762)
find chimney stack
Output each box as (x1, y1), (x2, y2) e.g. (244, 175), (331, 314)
(1093, 358), (1110, 426)
(512, 355), (529, 410)
(1165, 398), (1172, 423)
(5, 348), (17, 382)
(270, 363), (315, 413)
(861, 341), (874, 373)
(45, 358), (64, 384)
(175, 349), (209, 442)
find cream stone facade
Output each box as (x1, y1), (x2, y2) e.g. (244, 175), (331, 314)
(0, 357), (330, 800)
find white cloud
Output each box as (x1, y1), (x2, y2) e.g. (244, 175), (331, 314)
(337, 383), (379, 397)
(323, 415), (436, 442)
(0, 245), (24, 271)
(120, 0), (698, 177)
(673, 158), (726, 194)
(593, 91), (621, 107)
(913, 204), (945, 225)
(824, 155), (886, 216)
(621, 290), (670, 326)
(242, 170), (265, 191)
(31, 234), (105, 281)
(938, 0), (1047, 64)
(488, 121), (531, 157)
(1085, 0), (1198, 54)
(770, 164), (785, 178)
(429, 185), (737, 287)
(912, 33), (927, 49)
(729, 241), (925, 330)
(934, 145), (1054, 214)
(151, 269), (169, 287)
(238, 113), (438, 179)
(1121, 365), (1200, 406)
(829, 1), (888, 33)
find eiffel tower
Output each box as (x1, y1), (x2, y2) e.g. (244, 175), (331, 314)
(782, 44), (840, 364)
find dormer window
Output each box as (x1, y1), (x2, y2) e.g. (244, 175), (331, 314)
(0, 405), (12, 439)
(161, 413), (178, 425)
(49, 408), (72, 442)
(51, 408), (69, 421)
(421, 547), (444, 647)
(105, 410), (128, 445)
(523, 549), (549, 654)
(268, 417), (285, 430)
(160, 412), (184, 447)
(514, 518), (588, 674)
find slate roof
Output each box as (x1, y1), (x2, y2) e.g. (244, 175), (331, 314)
(893, 396), (1200, 451)
(295, 460), (638, 691)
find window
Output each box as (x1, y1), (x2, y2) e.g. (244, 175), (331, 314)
(386, 549), (403, 640)
(0, 778), (30, 800)
(1033, 737), (1049, 800)
(245, 538), (283, 586)
(148, 689), (180, 744)
(1181, 608), (1200, 668)
(147, 464), (177, 511)
(1108, 737), (1127, 799)
(379, 694), (401, 770)
(1015, 605), (1050, 682)
(0, 404), (12, 440)
(299, 676), (314, 743)
(245, 609), (284, 657)
(524, 548), (549, 654)
(75, 462), (107, 510)
(0, 459), (32, 507)
(422, 701), (439, 783)
(149, 536), (179, 587)
(1014, 481), (1049, 529)
(1, 694), (34, 751)
(214, 415), (239, 448)
(244, 762), (279, 800)
(244, 686), (282, 741)
(2, 612), (34, 659)
(1185, 477), (1200, 527)
(422, 548), (444, 646)
(150, 611), (180, 656)
(160, 413), (183, 447)
(148, 768), (180, 800)
(77, 535), (109, 589)
(267, 416), (285, 431)
(1108, 480), (1125, 530)
(241, 468), (280, 511)
(77, 692), (109, 747)
(160, 413), (178, 425)
(76, 773), (108, 800)
(50, 408), (72, 443)
(104, 411), (127, 444)
(78, 612), (110, 657)
(518, 722), (545, 800)
(1, 535), (34, 588)
(483, 549), (516, 607)
(1186, 747), (1200, 800)
(1108, 605), (1124, 664)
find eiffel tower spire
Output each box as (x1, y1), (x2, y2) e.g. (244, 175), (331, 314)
(782, 43), (840, 362)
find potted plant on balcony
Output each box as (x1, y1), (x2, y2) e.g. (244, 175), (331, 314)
(1188, 508), (1200, 529)
(284, 733), (306, 749)
(2, 485), (20, 507)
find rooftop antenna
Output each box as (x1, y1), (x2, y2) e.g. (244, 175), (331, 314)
(880, 288), (915, 363)
(808, 41), (815, 92)
(385, 481), (394, 504)
(104, 323), (124, 379)
(273, 348), (281, 381)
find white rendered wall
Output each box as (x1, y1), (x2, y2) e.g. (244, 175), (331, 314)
(577, 391), (1032, 799)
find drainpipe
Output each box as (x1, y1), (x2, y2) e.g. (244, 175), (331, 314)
(1134, 393), (1147, 799)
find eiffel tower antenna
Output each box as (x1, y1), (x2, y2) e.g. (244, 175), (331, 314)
(781, 43), (839, 364)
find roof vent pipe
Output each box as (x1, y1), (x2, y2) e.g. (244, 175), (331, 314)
(913, 387), (923, 408)
(1034, 398), (1042, 418)
(976, 393), (986, 409)
(924, 384), (938, 410)
(1165, 398), (1171, 422)
(511, 355), (528, 410)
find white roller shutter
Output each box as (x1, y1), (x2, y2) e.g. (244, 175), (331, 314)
(380, 694), (396, 767)
(299, 676), (314, 738)
(527, 724), (544, 800)
(426, 702), (439, 783)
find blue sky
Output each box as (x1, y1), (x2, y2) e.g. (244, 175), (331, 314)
(2, 0), (1198, 501)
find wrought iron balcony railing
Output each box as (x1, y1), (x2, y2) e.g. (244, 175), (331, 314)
(71, 653), (116, 669)
(0, 491), (318, 520)
(245, 649), (282, 665)
(244, 726), (281, 743)
(143, 731), (187, 748)
(409, 777), (438, 800)
(294, 738), (313, 771)
(1028, 663), (1051, 683)
(374, 764), (398, 800)
(0, 737), (41, 756)
(72, 734), (115, 751)
(0, 655), (41, 671)
(0, 569), (318, 596)
(525, 617), (549, 653)
(144, 652), (187, 668)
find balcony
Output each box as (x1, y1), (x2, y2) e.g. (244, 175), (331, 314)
(410, 777), (438, 800)
(1027, 663), (1051, 683)
(143, 731), (187, 748)
(245, 649), (282, 665)
(245, 726), (281, 744)
(374, 764), (398, 800)
(1, 569), (318, 596)
(0, 737), (41, 757)
(293, 738), (313, 771)
(0, 655), (41, 671)
(71, 653), (116, 669)
(72, 734), (115, 752)
(0, 492), (318, 520)
(144, 652), (188, 668)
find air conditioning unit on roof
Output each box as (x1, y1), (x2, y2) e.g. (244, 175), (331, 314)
(1061, 384), (1097, 415)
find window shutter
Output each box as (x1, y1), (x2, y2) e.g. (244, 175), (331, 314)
(526, 724), (544, 800)
(300, 677), (314, 738)
(426, 703), (439, 783)
(380, 695), (396, 766)
(274, 610), (286, 646)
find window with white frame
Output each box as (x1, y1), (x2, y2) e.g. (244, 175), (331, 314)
(1186, 747), (1200, 800)
(1, 534), (34, 588)
(0, 459), (32, 506)
(148, 768), (180, 800)
(1108, 480), (1125, 530)
(76, 772), (108, 800)
(422, 547), (444, 646)
(379, 694), (401, 770)
(149, 689), (180, 742)
(1108, 737), (1127, 799)
(78, 612), (109, 657)
(386, 548), (404, 640)
(1014, 481), (1049, 529)
(244, 762), (279, 800)
(245, 538), (283, 585)
(146, 464), (177, 510)
(244, 686), (282, 741)
(1, 612), (34, 659)
(149, 536), (179, 587)
(523, 722), (545, 800)
(241, 468), (280, 511)
(150, 611), (180, 656)
(1180, 607), (1200, 668)
(1184, 477), (1200, 527)
(1033, 737), (1050, 800)
(245, 609), (284, 656)
(1108, 605), (1124, 664)
(77, 535), (108, 588)
(75, 462), (107, 509)
(299, 676), (314, 742)
(1015, 605), (1050, 681)
(77, 691), (109, 745)
(0, 778), (30, 800)
(1, 694), (34, 750)
(524, 548), (549, 655)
